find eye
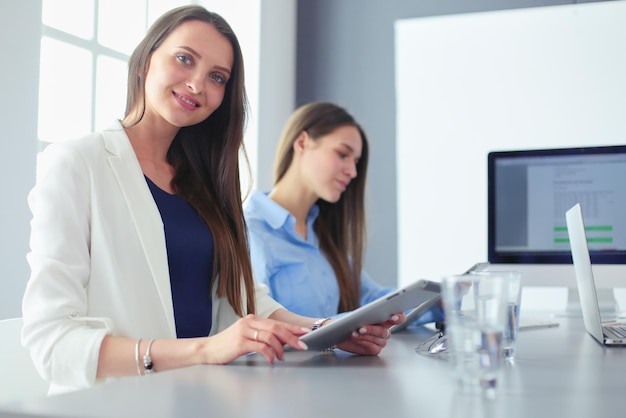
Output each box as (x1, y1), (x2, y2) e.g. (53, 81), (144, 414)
(337, 151), (349, 159)
(176, 54), (193, 65)
(209, 73), (227, 85)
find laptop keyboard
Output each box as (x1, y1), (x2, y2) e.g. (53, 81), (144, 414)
(604, 326), (626, 339)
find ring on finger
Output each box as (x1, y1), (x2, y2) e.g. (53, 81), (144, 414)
(253, 330), (259, 342)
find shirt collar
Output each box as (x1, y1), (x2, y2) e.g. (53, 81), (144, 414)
(250, 190), (320, 232)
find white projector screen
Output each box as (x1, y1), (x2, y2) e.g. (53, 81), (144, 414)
(395, 2), (626, 287)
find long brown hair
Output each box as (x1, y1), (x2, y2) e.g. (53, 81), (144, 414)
(122, 5), (254, 316)
(274, 102), (369, 312)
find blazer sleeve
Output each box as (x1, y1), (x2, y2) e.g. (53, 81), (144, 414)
(254, 281), (284, 318)
(22, 143), (112, 389)
(246, 223), (275, 290)
(211, 281), (284, 335)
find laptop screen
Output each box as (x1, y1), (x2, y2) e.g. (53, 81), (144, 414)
(488, 145), (626, 264)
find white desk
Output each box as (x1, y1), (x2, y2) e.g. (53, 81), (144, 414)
(1, 317), (625, 418)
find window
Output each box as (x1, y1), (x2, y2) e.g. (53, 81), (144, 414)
(37, 0), (261, 193)
(38, 0), (186, 144)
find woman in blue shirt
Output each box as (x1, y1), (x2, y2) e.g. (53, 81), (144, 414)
(245, 102), (443, 324)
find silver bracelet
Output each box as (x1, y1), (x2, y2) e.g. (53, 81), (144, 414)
(135, 339), (143, 376)
(143, 339), (156, 374)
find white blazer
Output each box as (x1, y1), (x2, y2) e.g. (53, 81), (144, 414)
(22, 121), (282, 393)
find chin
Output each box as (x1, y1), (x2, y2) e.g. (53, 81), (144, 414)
(322, 193), (342, 204)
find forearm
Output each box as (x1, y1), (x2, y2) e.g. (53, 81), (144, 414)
(97, 313), (313, 378)
(269, 308), (317, 330)
(97, 335), (206, 378)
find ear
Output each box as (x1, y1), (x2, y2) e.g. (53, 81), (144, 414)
(293, 131), (309, 153)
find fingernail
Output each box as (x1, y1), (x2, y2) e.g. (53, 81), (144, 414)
(359, 327), (367, 334)
(391, 315), (400, 322)
(298, 340), (309, 350)
(352, 331), (359, 337)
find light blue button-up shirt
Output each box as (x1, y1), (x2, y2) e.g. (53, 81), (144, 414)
(245, 191), (442, 325)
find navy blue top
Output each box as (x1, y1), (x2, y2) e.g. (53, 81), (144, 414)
(146, 176), (214, 338)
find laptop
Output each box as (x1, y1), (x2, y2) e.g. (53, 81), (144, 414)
(565, 203), (626, 345)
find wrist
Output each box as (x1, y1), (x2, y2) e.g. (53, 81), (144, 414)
(312, 317), (332, 331)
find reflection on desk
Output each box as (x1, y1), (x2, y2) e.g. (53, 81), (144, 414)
(1, 318), (625, 418)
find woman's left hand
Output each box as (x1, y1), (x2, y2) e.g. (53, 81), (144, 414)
(335, 313), (405, 355)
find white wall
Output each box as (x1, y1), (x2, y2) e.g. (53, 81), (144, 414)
(395, 2), (626, 310)
(0, 1), (41, 319)
(255, 0), (296, 192)
(200, 0), (296, 195)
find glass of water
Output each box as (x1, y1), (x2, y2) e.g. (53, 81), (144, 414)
(441, 272), (509, 396)
(497, 271), (522, 362)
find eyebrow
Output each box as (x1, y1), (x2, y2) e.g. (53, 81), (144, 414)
(339, 143), (361, 159)
(339, 143), (355, 153)
(179, 46), (232, 75)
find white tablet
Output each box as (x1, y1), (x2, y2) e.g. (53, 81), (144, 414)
(299, 279), (441, 351)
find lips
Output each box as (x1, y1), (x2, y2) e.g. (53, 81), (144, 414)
(173, 92), (200, 109)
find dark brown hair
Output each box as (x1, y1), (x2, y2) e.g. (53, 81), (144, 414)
(122, 5), (254, 316)
(274, 102), (369, 312)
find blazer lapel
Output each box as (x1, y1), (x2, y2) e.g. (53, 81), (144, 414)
(102, 124), (176, 336)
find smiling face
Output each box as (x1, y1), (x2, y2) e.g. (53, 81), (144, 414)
(142, 19), (234, 129)
(299, 125), (363, 203)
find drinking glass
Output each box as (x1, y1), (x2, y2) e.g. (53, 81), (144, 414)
(441, 272), (509, 396)
(497, 271), (522, 362)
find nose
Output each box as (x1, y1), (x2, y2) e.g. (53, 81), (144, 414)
(186, 72), (204, 94)
(345, 160), (358, 179)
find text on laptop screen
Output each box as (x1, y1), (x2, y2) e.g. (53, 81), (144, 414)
(488, 145), (626, 265)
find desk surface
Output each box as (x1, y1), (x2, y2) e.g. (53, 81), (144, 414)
(2, 316), (626, 418)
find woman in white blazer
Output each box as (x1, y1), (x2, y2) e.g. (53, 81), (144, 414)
(22, 6), (402, 394)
